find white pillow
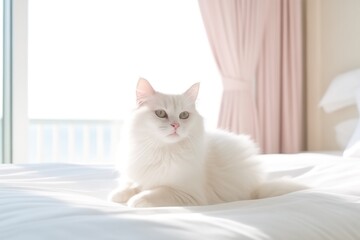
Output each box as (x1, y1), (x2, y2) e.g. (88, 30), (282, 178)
(343, 88), (360, 158)
(335, 118), (358, 149)
(319, 68), (360, 113)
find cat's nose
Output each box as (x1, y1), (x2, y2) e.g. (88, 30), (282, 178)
(171, 122), (180, 130)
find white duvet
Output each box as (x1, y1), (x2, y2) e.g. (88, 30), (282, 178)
(1, 153), (360, 240)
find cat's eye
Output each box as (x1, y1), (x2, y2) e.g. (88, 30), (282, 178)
(155, 110), (168, 118)
(179, 111), (190, 119)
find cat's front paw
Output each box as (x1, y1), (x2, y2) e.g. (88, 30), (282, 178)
(108, 185), (139, 203)
(126, 187), (187, 208)
(127, 194), (154, 208)
(127, 189), (170, 208)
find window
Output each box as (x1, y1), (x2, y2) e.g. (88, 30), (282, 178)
(0, 0), (3, 162)
(7, 0), (221, 163)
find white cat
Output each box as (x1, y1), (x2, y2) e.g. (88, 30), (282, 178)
(109, 78), (306, 207)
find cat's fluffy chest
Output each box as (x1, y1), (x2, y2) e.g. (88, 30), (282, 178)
(124, 139), (206, 194)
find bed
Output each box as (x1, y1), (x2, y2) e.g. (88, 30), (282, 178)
(1, 152), (360, 240)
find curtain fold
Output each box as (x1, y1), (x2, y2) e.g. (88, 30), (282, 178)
(199, 0), (304, 153)
(198, 0), (269, 142)
(257, 0), (303, 153)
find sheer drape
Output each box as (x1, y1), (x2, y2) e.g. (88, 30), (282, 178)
(198, 0), (304, 153)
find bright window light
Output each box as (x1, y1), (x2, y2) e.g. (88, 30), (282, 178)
(28, 0), (221, 127)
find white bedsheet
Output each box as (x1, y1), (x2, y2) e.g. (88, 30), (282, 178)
(1, 153), (360, 240)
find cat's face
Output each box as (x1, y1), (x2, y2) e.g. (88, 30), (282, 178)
(132, 78), (203, 144)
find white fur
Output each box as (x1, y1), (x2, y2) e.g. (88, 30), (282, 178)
(109, 79), (307, 207)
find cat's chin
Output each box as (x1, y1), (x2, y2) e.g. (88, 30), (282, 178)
(162, 133), (184, 144)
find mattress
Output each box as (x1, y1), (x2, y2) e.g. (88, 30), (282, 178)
(1, 153), (360, 240)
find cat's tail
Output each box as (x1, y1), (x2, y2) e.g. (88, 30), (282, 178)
(252, 178), (308, 199)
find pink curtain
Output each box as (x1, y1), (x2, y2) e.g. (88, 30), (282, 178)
(198, 0), (269, 142)
(257, 0), (303, 153)
(198, 0), (304, 153)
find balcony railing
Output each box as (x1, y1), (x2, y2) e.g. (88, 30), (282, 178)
(28, 119), (123, 163)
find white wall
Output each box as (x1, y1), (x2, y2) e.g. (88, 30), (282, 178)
(306, 0), (360, 151)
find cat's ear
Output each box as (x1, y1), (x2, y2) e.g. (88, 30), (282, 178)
(183, 82), (200, 103)
(136, 78), (155, 105)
